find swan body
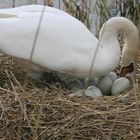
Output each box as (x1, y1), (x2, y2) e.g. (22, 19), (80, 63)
(0, 5), (139, 79)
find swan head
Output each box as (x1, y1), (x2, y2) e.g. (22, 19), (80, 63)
(119, 18), (140, 77)
(120, 62), (134, 76)
(99, 17), (139, 77)
(120, 44), (139, 76)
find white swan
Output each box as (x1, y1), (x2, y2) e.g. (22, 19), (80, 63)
(0, 5), (139, 80)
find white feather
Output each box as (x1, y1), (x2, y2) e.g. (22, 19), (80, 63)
(0, 5), (139, 79)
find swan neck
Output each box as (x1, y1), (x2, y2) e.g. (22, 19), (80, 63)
(98, 17), (139, 74)
(100, 17), (139, 49)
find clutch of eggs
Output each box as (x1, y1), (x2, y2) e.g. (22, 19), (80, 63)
(96, 72), (130, 95)
(68, 72), (130, 97)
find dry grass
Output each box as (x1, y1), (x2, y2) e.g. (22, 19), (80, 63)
(0, 53), (140, 140)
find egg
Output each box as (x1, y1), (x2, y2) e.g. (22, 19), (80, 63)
(85, 86), (102, 97)
(71, 87), (81, 93)
(97, 75), (113, 95)
(84, 78), (99, 88)
(107, 72), (118, 82)
(66, 79), (82, 89)
(111, 77), (130, 95)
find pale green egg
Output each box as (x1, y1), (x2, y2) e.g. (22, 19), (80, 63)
(111, 77), (130, 95)
(107, 72), (118, 82)
(84, 78), (99, 88)
(97, 75), (113, 95)
(66, 80), (82, 89)
(85, 86), (102, 97)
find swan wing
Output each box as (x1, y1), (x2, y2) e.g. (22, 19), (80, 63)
(0, 5), (99, 77)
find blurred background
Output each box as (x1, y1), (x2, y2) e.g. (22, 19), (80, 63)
(0, 0), (139, 36)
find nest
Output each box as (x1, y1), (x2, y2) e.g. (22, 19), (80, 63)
(0, 54), (140, 140)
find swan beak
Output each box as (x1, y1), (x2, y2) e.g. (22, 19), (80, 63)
(120, 63), (134, 77)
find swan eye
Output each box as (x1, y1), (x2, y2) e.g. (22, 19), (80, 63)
(120, 63), (134, 76)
